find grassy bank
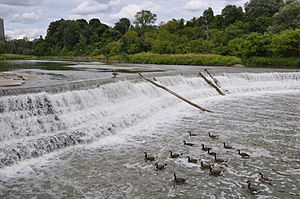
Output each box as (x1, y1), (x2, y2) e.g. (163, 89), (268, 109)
(2, 53), (299, 69)
(243, 57), (300, 68)
(110, 53), (242, 66)
(0, 54), (34, 60)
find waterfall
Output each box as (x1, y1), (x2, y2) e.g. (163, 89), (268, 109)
(0, 72), (299, 168)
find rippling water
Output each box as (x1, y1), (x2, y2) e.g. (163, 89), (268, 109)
(0, 72), (299, 198)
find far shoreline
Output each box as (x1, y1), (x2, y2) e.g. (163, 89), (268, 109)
(1, 53), (300, 69)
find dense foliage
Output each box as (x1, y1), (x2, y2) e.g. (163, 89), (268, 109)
(1, 0), (300, 59)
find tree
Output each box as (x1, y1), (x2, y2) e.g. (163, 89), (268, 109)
(245, 0), (284, 18)
(134, 10), (157, 30)
(221, 5), (244, 27)
(114, 18), (131, 34)
(202, 7), (215, 26)
(0, 40), (6, 54)
(269, 1), (300, 32)
(270, 28), (300, 57)
(244, 0), (284, 32)
(227, 33), (273, 57)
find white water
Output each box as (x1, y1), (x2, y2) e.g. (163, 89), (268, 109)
(0, 71), (300, 198)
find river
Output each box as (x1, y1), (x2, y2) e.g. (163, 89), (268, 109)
(0, 60), (299, 198)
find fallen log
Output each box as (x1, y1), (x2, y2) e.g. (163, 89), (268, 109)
(199, 72), (225, 96)
(204, 69), (221, 88)
(138, 73), (212, 112)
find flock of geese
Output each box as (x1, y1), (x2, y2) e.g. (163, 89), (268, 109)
(144, 131), (272, 195)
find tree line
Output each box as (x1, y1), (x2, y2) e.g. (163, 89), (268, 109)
(1, 0), (300, 58)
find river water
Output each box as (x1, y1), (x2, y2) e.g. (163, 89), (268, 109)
(0, 60), (299, 198)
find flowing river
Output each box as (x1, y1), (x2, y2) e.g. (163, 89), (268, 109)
(0, 60), (299, 198)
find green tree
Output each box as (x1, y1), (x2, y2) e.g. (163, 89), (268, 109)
(270, 28), (300, 57)
(32, 36), (48, 56)
(227, 33), (273, 57)
(114, 18), (131, 34)
(203, 7), (215, 26)
(221, 5), (244, 27)
(104, 41), (122, 56)
(269, 1), (300, 32)
(134, 10), (157, 30)
(245, 0), (284, 32)
(185, 39), (213, 54)
(0, 40), (6, 54)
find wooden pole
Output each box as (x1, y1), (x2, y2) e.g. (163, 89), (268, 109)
(199, 72), (225, 96)
(138, 73), (212, 112)
(204, 69), (221, 88)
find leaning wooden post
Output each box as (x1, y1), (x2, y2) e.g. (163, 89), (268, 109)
(204, 69), (221, 88)
(199, 72), (225, 96)
(138, 73), (212, 112)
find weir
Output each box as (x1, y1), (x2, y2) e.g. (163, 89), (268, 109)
(0, 71), (299, 168)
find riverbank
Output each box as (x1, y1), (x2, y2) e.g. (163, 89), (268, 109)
(0, 54), (33, 60)
(242, 57), (300, 68)
(1, 53), (300, 68)
(108, 53), (242, 66)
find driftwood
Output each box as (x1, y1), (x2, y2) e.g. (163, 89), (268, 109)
(204, 69), (221, 88)
(199, 72), (225, 96)
(138, 73), (212, 112)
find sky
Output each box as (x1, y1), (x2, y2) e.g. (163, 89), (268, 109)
(0, 0), (248, 40)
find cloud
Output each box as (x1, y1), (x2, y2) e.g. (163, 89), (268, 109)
(72, 0), (110, 15)
(12, 12), (40, 24)
(110, 4), (140, 20)
(0, 0), (46, 6)
(2, 0), (249, 40)
(72, 0), (122, 15)
(110, 1), (161, 21)
(6, 28), (45, 40)
(184, 0), (209, 11)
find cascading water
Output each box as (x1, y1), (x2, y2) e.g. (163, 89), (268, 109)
(0, 71), (299, 198)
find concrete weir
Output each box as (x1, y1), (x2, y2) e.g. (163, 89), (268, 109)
(0, 71), (196, 96)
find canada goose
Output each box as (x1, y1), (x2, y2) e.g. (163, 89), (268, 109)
(259, 172), (272, 184)
(209, 167), (223, 176)
(183, 140), (194, 146)
(207, 148), (217, 156)
(187, 156), (198, 164)
(237, 149), (250, 158)
(155, 163), (167, 170)
(247, 180), (259, 194)
(201, 144), (212, 151)
(112, 71), (119, 78)
(208, 132), (218, 139)
(200, 161), (211, 169)
(174, 173), (187, 183)
(188, 131), (197, 136)
(169, 151), (182, 158)
(223, 142), (234, 149)
(213, 154), (225, 163)
(144, 152), (156, 161)
(153, 77), (157, 81)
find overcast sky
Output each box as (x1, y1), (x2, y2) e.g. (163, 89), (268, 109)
(0, 0), (248, 40)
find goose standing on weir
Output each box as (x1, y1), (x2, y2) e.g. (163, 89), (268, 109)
(112, 70), (119, 78)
